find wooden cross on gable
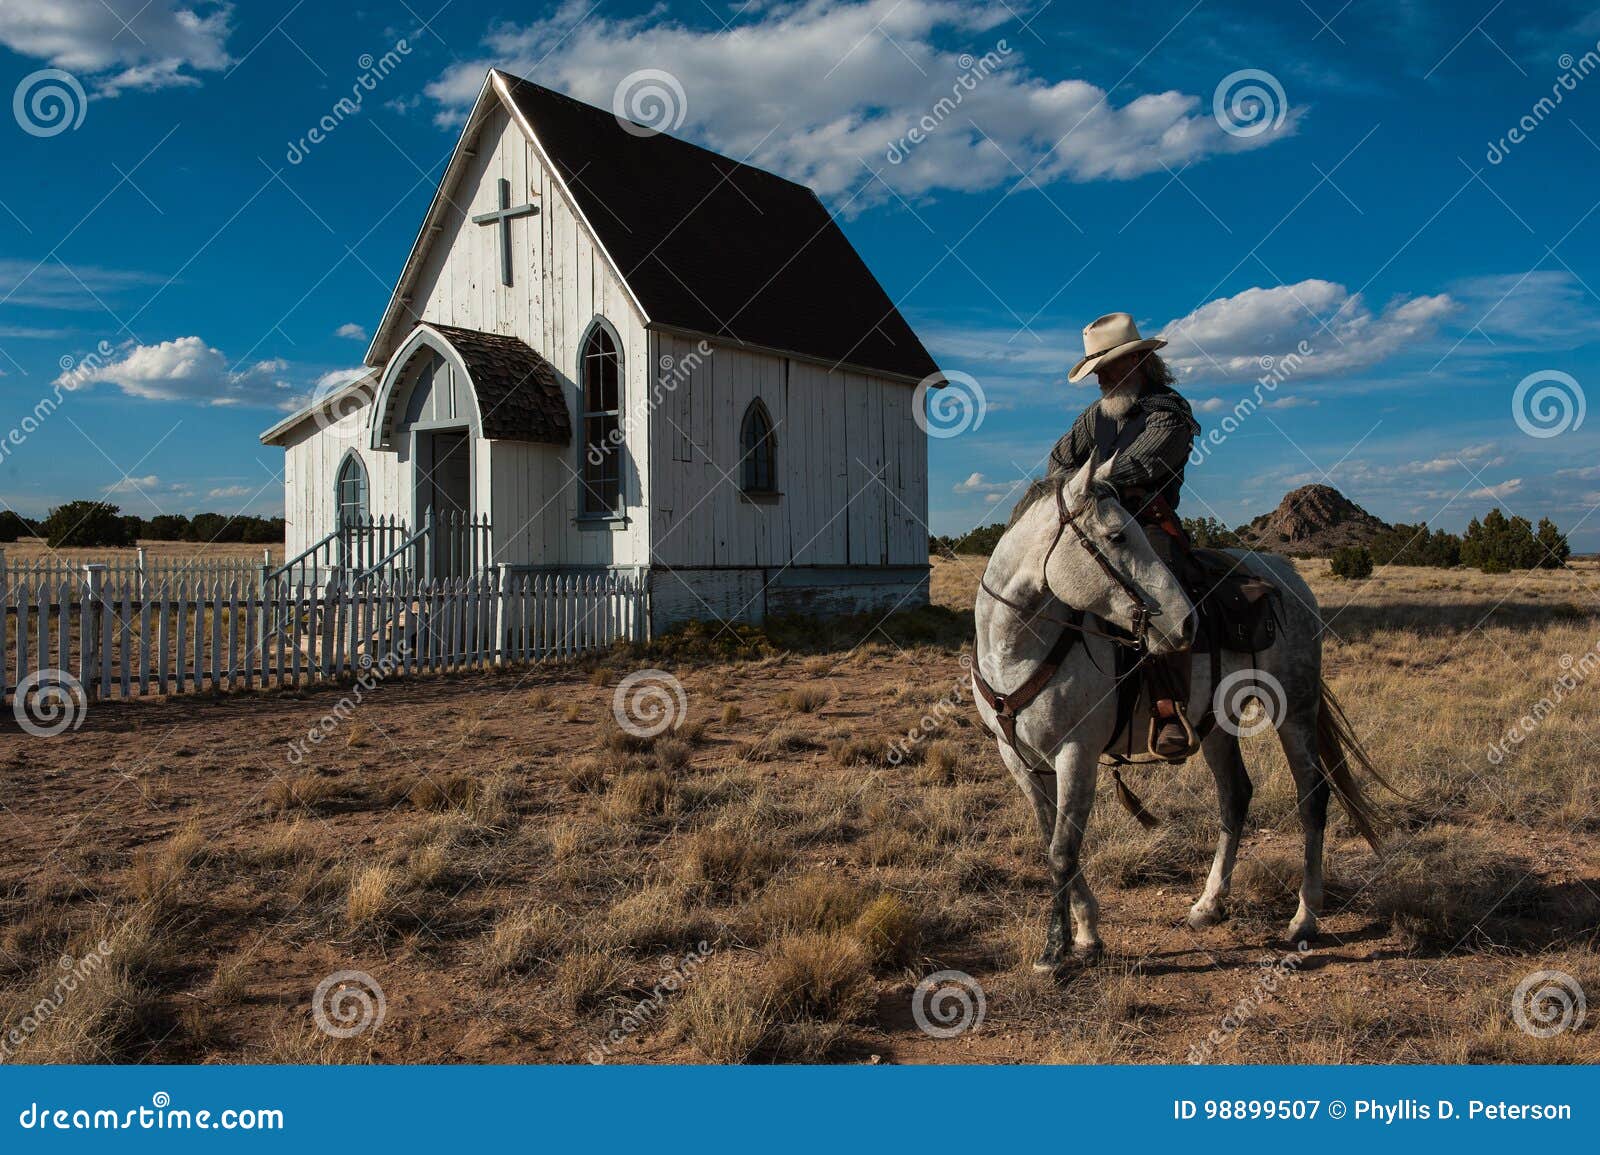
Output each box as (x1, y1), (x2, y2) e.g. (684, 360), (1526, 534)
(472, 178), (539, 286)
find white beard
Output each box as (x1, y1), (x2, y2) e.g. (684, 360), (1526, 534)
(1097, 379), (1146, 422)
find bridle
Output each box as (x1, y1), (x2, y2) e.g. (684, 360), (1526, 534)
(978, 475), (1166, 653)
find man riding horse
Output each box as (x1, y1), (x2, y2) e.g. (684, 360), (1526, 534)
(1049, 312), (1200, 759)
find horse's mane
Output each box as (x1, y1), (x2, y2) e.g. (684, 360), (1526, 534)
(1005, 476), (1058, 530)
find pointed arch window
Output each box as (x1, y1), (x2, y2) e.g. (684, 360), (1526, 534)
(740, 399), (777, 495)
(580, 323), (623, 516)
(335, 452), (369, 530)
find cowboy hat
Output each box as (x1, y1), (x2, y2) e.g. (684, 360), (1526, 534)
(1067, 312), (1167, 383)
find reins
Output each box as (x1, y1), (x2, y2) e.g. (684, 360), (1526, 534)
(970, 474), (1177, 828)
(976, 475), (1163, 652)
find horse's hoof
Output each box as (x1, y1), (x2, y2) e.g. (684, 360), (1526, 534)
(1032, 951), (1065, 974)
(1071, 942), (1104, 965)
(1186, 902), (1228, 930)
(1285, 919), (1318, 945)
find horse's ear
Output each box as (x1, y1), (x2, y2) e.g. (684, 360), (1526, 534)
(1066, 455), (1096, 503)
(1094, 450), (1118, 485)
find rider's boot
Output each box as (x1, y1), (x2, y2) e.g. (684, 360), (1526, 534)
(1149, 651), (1194, 759)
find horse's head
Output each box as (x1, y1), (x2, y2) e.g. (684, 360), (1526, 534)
(1042, 456), (1195, 654)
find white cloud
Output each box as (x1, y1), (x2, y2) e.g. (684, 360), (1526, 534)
(1468, 478), (1523, 500)
(335, 322), (368, 341)
(54, 336), (294, 406)
(428, 0), (1297, 203)
(207, 484), (254, 499)
(105, 474), (159, 493)
(1193, 396), (1227, 413)
(1158, 280), (1458, 381)
(0, 259), (163, 310)
(952, 470), (1018, 499)
(0, 0), (232, 94)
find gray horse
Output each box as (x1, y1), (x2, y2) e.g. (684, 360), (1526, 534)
(972, 457), (1389, 970)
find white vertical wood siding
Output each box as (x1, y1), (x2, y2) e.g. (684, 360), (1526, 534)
(281, 421), (405, 558)
(649, 332), (928, 570)
(406, 104), (650, 568)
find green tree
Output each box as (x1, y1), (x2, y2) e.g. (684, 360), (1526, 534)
(1460, 508), (1560, 573)
(145, 514), (191, 540)
(1535, 517), (1570, 569)
(41, 501), (134, 548)
(0, 510), (36, 542)
(1182, 516), (1242, 549)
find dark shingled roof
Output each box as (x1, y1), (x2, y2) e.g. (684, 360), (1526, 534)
(430, 323), (571, 445)
(499, 73), (938, 382)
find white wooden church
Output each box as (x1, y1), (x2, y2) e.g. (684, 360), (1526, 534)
(261, 69), (937, 630)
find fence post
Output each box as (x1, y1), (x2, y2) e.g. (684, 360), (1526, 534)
(82, 563), (106, 701)
(494, 563), (512, 665)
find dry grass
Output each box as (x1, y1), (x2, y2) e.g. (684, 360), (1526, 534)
(265, 773), (344, 813)
(1, 558), (1595, 1065)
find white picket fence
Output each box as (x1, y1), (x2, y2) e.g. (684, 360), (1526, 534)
(1, 565), (647, 706)
(1, 547), (272, 604)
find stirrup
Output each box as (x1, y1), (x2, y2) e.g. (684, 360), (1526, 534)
(1147, 707), (1199, 763)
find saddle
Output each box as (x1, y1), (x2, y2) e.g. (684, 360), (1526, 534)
(1182, 546), (1281, 655)
(1101, 542), (1283, 770)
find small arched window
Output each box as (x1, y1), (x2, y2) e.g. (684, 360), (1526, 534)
(580, 323), (623, 516)
(740, 399), (777, 494)
(335, 453), (369, 530)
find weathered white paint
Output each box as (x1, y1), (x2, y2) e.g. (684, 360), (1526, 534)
(648, 332), (928, 571)
(272, 80), (930, 625)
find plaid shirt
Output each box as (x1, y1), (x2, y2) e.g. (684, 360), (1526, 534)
(1047, 386), (1200, 516)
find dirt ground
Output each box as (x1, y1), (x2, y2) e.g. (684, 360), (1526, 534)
(1, 555), (1597, 1064)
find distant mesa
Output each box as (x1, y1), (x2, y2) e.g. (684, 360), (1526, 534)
(1235, 484), (1390, 556)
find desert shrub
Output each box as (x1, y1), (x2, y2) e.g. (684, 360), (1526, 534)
(1329, 546), (1373, 580)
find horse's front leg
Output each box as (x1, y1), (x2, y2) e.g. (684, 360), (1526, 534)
(995, 742), (1070, 971)
(1046, 740), (1102, 965)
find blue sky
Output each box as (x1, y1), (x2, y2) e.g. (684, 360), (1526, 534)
(1, 0), (1598, 547)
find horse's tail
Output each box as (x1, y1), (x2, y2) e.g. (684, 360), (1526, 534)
(1315, 680), (1409, 853)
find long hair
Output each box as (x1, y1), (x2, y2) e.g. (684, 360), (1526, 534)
(1135, 351), (1179, 391)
